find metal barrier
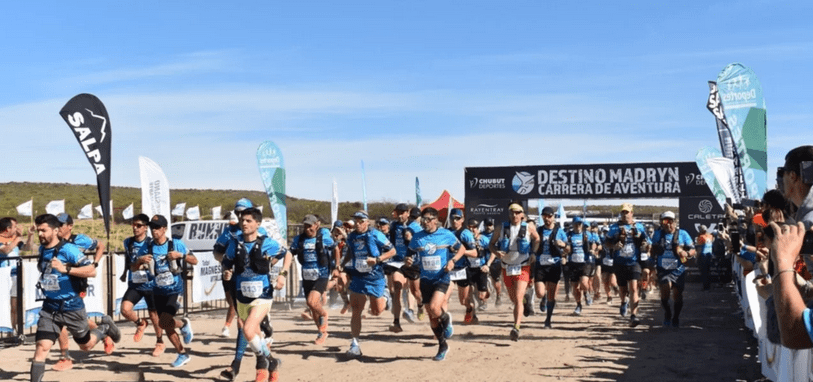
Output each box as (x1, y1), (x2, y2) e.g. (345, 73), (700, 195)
(0, 250), (299, 346)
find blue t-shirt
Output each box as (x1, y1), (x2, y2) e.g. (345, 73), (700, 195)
(123, 236), (153, 292)
(650, 229), (694, 274)
(478, 231), (494, 266)
(408, 228), (461, 284)
(607, 222), (650, 266)
(567, 230), (589, 264)
(346, 229), (393, 283)
(38, 242), (90, 312)
(291, 228), (335, 281)
(537, 226), (568, 266)
(0, 237), (21, 274)
(223, 234), (287, 304)
(388, 221), (411, 262)
(137, 238), (190, 296)
(453, 228), (477, 269)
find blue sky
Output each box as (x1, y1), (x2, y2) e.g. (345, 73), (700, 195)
(2, 1), (812, 209)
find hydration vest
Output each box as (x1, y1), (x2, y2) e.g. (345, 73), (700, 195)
(293, 229), (329, 268)
(234, 237), (270, 275)
(499, 222), (530, 254)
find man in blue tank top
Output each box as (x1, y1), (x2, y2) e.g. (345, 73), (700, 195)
(29, 214), (121, 382)
(605, 203), (651, 328)
(383, 203), (412, 332)
(291, 214), (335, 345)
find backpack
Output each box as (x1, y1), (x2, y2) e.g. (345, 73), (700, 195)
(234, 236), (270, 275)
(148, 239), (182, 274)
(39, 239), (89, 295)
(650, 229), (681, 258)
(538, 225), (562, 258)
(293, 229), (329, 268)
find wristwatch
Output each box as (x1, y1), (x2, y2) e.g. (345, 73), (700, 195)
(279, 270), (288, 277)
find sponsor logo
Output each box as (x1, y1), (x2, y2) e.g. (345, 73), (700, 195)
(425, 243), (437, 255)
(66, 109), (108, 175)
(694, 223), (718, 233)
(698, 200), (714, 214)
(512, 172), (534, 195)
(469, 204), (504, 216)
(469, 177), (506, 189)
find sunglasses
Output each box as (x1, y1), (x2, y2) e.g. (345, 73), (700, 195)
(421, 216), (436, 222)
(133, 223), (146, 228)
(452, 216), (463, 220)
(511, 211), (523, 215)
(778, 167), (789, 178)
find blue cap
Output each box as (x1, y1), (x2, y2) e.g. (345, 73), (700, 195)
(352, 210), (369, 220)
(234, 198), (253, 212)
(572, 216), (583, 225)
(333, 220), (343, 228)
(57, 213), (73, 225)
(450, 208), (463, 218)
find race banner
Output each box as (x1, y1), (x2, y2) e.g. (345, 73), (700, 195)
(186, 205), (201, 221)
(59, 94), (112, 233)
(416, 177), (422, 207)
(122, 203), (134, 220)
(679, 196), (726, 239)
(361, 160), (368, 212)
(331, 179), (338, 224)
(139, 156), (171, 218)
(192, 251), (225, 303)
(83, 257), (105, 317)
(707, 81), (736, 160)
(696, 147), (734, 208)
(465, 199), (512, 226)
(0, 267), (11, 332)
(257, 141), (287, 241)
(465, 162), (712, 200)
(716, 63), (768, 200)
(171, 203), (186, 217)
(77, 203), (93, 219)
(211, 206), (222, 220)
(23, 262), (42, 329)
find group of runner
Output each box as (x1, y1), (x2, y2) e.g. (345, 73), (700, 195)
(21, 198), (699, 382)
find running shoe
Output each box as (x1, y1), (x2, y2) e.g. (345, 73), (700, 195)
(464, 309), (473, 324)
(389, 323), (403, 333)
(134, 319), (148, 342)
(268, 357), (282, 382)
(544, 319), (552, 329)
(470, 314), (480, 325)
(585, 293), (593, 306)
(672, 318), (680, 328)
(417, 307), (426, 321)
(220, 360), (241, 382)
(479, 300), (488, 311)
(630, 315), (640, 328)
(620, 302), (628, 318)
(384, 292), (392, 311)
(53, 358), (73, 371)
(102, 315), (121, 343)
(433, 343), (449, 361)
(172, 353), (191, 368)
(255, 369), (269, 382)
(315, 331), (329, 345)
(443, 313), (454, 339)
(663, 319), (672, 327)
(181, 317), (194, 344)
(347, 342), (362, 357)
(221, 326), (230, 338)
(152, 342), (166, 357)
(403, 309), (416, 323)
(574, 304), (582, 316)
(510, 328), (519, 341)
(103, 336), (115, 355)
(540, 297), (548, 313)
(495, 296), (503, 308)
(607, 296), (613, 304)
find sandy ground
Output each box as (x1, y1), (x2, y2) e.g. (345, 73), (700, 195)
(0, 279), (762, 382)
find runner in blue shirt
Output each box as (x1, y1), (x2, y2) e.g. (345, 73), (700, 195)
(137, 215), (197, 368)
(532, 206), (567, 329)
(406, 207), (464, 361)
(650, 211), (696, 328)
(291, 214), (335, 345)
(340, 210), (396, 358)
(466, 218), (489, 316)
(120, 214), (164, 357)
(605, 203), (651, 328)
(479, 218), (498, 310)
(448, 208), (479, 325)
(221, 208), (290, 381)
(382, 203), (413, 332)
(29, 214), (121, 382)
(565, 217), (596, 316)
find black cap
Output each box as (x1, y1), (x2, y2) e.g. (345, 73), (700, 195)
(409, 207), (422, 218)
(149, 215), (168, 228)
(484, 217), (495, 226)
(541, 206), (555, 216)
(467, 218), (479, 227)
(394, 203), (409, 212)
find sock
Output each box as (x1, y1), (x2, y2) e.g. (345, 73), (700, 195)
(661, 298), (672, 320)
(229, 359), (241, 375)
(351, 337), (359, 346)
(30, 361), (46, 382)
(248, 335), (270, 357)
(260, 318), (273, 338)
(439, 312), (450, 328)
(673, 299), (683, 321)
(513, 323), (520, 330)
(546, 301), (556, 322)
(431, 323), (445, 343)
(393, 318), (400, 326)
(234, 328), (248, 361)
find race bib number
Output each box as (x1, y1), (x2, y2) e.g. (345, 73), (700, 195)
(506, 264), (522, 276)
(355, 258), (372, 273)
(132, 270), (149, 284)
(661, 257), (678, 270)
(422, 256), (442, 271)
(41, 274), (60, 291)
(155, 272), (174, 287)
(240, 280), (264, 298)
(570, 253), (585, 263)
(602, 257), (614, 267)
(640, 252), (650, 261)
(450, 268), (467, 281)
(538, 255), (554, 266)
(468, 257), (482, 268)
(302, 268), (319, 281)
(619, 243), (635, 258)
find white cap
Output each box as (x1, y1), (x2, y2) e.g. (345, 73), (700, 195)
(660, 211), (676, 220)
